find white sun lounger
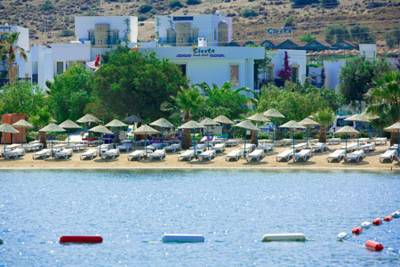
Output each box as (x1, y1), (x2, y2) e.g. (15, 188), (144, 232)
(149, 149), (166, 160)
(71, 142), (88, 152)
(198, 150), (216, 161)
(32, 149), (52, 160)
(225, 149), (242, 161)
(213, 143), (226, 153)
(101, 148), (120, 160)
(97, 144), (112, 154)
(225, 139), (238, 147)
(2, 147), (25, 159)
(240, 144), (256, 154)
(311, 142), (328, 153)
(258, 143), (274, 153)
(357, 138), (370, 145)
(23, 141), (44, 152)
(294, 149), (313, 162)
(164, 143), (181, 153)
(327, 149), (346, 163)
(128, 150), (146, 161)
(294, 142), (307, 152)
(328, 138), (341, 145)
(344, 150), (365, 163)
(341, 142), (358, 152)
(379, 150), (397, 163)
(276, 149), (293, 162)
(246, 149), (265, 162)
(360, 143), (375, 153)
(178, 150), (195, 161)
(374, 137), (387, 145)
(54, 148), (73, 160)
(80, 149), (97, 160)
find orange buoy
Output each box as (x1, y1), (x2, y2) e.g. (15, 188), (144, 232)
(365, 240), (384, 251)
(352, 227), (362, 235)
(384, 216), (392, 222)
(59, 236), (103, 244)
(372, 218), (382, 226)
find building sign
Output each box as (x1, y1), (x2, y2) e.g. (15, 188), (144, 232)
(176, 47), (225, 58)
(266, 27), (293, 36)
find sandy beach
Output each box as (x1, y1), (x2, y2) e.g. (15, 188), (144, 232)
(0, 144), (399, 172)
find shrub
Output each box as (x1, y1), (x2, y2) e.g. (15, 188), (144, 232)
(284, 16), (295, 27)
(169, 0), (183, 9)
(40, 0), (54, 11)
(240, 8), (258, 18)
(59, 29), (74, 37)
(186, 0), (201, 5)
(138, 4), (152, 13)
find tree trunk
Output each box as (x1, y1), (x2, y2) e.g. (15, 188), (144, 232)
(390, 131), (399, 146)
(182, 112), (192, 149)
(250, 130), (258, 145)
(8, 64), (18, 84)
(319, 126), (327, 143)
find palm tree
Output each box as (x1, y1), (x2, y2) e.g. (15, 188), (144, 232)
(367, 71), (400, 145)
(172, 86), (204, 149)
(0, 32), (27, 83)
(314, 108), (335, 143)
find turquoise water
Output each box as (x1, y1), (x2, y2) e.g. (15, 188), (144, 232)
(0, 170), (400, 267)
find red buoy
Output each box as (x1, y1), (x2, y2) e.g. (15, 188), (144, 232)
(365, 240), (384, 251)
(384, 216), (392, 222)
(59, 236), (103, 244)
(352, 227), (362, 235)
(372, 218), (382, 226)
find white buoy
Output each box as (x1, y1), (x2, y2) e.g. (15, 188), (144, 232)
(162, 234), (205, 243)
(391, 211), (400, 219)
(361, 221), (372, 229)
(337, 232), (350, 241)
(262, 233), (306, 242)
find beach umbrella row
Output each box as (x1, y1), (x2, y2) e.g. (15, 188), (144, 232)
(280, 120), (306, 162)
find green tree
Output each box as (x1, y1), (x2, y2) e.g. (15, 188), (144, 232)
(350, 25), (375, 43)
(325, 24), (350, 44)
(40, 0), (54, 11)
(366, 71), (400, 145)
(240, 8), (258, 18)
(339, 57), (392, 106)
(169, 0), (183, 9)
(0, 81), (50, 128)
(93, 48), (188, 121)
(172, 86), (205, 148)
(47, 64), (94, 122)
(0, 32), (27, 83)
(313, 108), (335, 143)
(299, 34), (316, 43)
(385, 27), (400, 48)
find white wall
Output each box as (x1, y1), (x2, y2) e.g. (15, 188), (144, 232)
(269, 49), (307, 84)
(323, 60), (346, 91)
(359, 44), (376, 60)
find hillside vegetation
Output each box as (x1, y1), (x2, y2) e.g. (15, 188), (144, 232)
(1, 0), (399, 47)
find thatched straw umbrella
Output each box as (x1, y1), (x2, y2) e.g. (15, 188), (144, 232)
(0, 124), (20, 153)
(264, 108), (285, 143)
(150, 118), (175, 143)
(178, 120), (204, 155)
(384, 121), (400, 155)
(279, 120), (306, 161)
(335, 126), (359, 155)
(39, 123), (67, 152)
(13, 119), (33, 144)
(213, 115), (234, 138)
(234, 120), (260, 155)
(133, 124), (160, 155)
(299, 117), (319, 145)
(59, 120), (81, 145)
(106, 119), (128, 144)
(200, 117), (219, 149)
(89, 125), (113, 156)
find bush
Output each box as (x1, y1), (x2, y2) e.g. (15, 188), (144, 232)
(299, 34), (315, 43)
(385, 27), (400, 48)
(350, 25), (375, 43)
(169, 0), (183, 9)
(138, 14), (149, 22)
(186, 0), (201, 5)
(321, 0), (339, 8)
(240, 8), (258, 18)
(138, 4), (152, 13)
(40, 0), (54, 11)
(325, 24), (349, 44)
(291, 0), (319, 8)
(59, 29), (74, 37)
(284, 16), (295, 27)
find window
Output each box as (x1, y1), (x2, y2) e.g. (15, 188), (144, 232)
(56, 61), (64, 74)
(230, 65), (239, 86)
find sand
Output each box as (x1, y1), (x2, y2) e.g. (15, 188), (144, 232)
(0, 144), (399, 172)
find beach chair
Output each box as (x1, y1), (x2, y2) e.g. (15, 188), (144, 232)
(149, 149), (166, 161)
(128, 150), (146, 161)
(246, 149), (265, 162)
(213, 143), (226, 153)
(311, 142), (328, 153)
(276, 149), (293, 162)
(341, 142), (358, 153)
(327, 149), (346, 163)
(97, 144), (112, 154)
(360, 143), (375, 153)
(164, 143), (181, 153)
(80, 149), (97, 160)
(225, 139), (239, 147)
(294, 149), (313, 162)
(101, 148), (120, 160)
(54, 148), (73, 160)
(344, 150), (366, 163)
(328, 138), (341, 145)
(198, 150), (216, 161)
(23, 141), (44, 152)
(240, 144), (256, 155)
(294, 142), (307, 152)
(357, 138), (370, 145)
(2, 147), (25, 159)
(276, 139), (292, 146)
(71, 142), (88, 152)
(374, 137), (387, 145)
(258, 143), (274, 153)
(225, 149), (242, 161)
(117, 140), (133, 152)
(178, 150), (195, 161)
(32, 149), (52, 160)
(379, 150), (397, 163)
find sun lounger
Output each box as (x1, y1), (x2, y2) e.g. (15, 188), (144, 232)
(54, 148), (73, 160)
(294, 142), (307, 152)
(328, 138), (341, 145)
(344, 150), (366, 163)
(149, 149), (166, 160)
(379, 149), (397, 163)
(360, 143), (375, 153)
(164, 143), (181, 153)
(23, 141), (44, 152)
(71, 142), (88, 152)
(178, 150), (195, 161)
(246, 149), (265, 162)
(117, 140), (133, 152)
(101, 148), (120, 160)
(240, 144), (256, 155)
(258, 143), (273, 153)
(311, 142), (328, 153)
(2, 147), (25, 159)
(374, 137), (387, 145)
(389, 144), (398, 150)
(191, 143), (207, 152)
(357, 138), (370, 145)
(276, 139), (292, 146)
(294, 149), (313, 162)
(213, 143), (226, 153)
(128, 150), (146, 161)
(97, 144), (112, 154)
(80, 149), (97, 160)
(32, 149), (52, 160)
(198, 150), (216, 161)
(327, 149), (346, 163)
(225, 139), (238, 147)
(341, 142), (358, 152)
(225, 149), (242, 161)
(276, 149), (293, 162)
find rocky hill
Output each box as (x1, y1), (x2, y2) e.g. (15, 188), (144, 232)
(1, 0), (399, 47)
